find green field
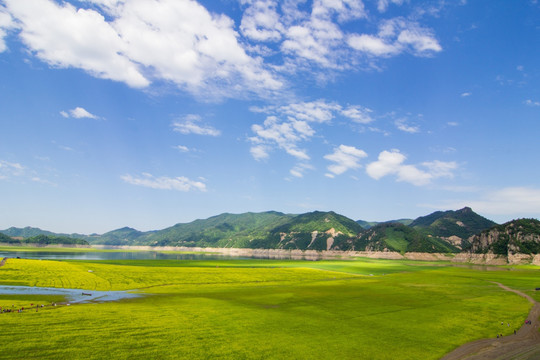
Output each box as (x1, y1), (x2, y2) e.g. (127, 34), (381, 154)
(0, 255), (538, 359)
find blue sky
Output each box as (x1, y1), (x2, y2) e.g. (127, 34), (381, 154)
(1, 0), (539, 234)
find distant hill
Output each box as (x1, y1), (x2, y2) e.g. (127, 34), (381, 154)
(0, 233), (89, 246)
(410, 207), (497, 249)
(356, 219), (413, 229)
(97, 227), (147, 246)
(0, 226), (92, 240)
(3, 207), (523, 255)
(469, 218), (540, 255)
(354, 222), (460, 254)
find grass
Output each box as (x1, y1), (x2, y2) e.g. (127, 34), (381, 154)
(0, 255), (538, 359)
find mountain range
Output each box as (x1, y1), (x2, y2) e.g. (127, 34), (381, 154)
(5, 207), (536, 256)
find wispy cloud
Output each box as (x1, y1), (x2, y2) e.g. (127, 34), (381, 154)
(172, 115), (221, 136)
(347, 18), (442, 58)
(60, 107), (100, 119)
(424, 187), (540, 219)
(324, 145), (367, 177)
(0, 159), (24, 179)
(121, 173), (207, 192)
(366, 149), (457, 186)
(395, 118), (419, 133)
(461, 92), (471, 97)
(524, 99), (540, 107)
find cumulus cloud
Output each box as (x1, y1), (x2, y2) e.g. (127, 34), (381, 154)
(3, 0), (444, 97)
(324, 145), (367, 177)
(249, 99), (374, 163)
(366, 149), (456, 186)
(121, 173), (207, 192)
(172, 115), (220, 136)
(4, 0), (282, 98)
(250, 116), (311, 161)
(60, 107), (99, 119)
(240, 0), (284, 42)
(348, 18), (441, 57)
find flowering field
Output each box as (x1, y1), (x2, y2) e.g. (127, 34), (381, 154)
(0, 256), (537, 359)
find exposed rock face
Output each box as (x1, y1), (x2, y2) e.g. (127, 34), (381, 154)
(469, 219), (540, 255)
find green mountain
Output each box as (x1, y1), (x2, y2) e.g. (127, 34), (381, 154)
(355, 223), (460, 254)
(252, 211), (364, 251)
(356, 219), (413, 229)
(469, 218), (540, 255)
(410, 207), (497, 249)
(0, 226), (93, 240)
(0, 233), (88, 246)
(96, 227), (147, 245)
(139, 211), (295, 248)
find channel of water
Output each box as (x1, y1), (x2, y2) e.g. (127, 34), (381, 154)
(0, 285), (141, 304)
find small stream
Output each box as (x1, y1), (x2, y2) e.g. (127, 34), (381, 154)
(0, 285), (141, 304)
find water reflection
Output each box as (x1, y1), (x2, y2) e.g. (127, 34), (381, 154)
(0, 285), (140, 304)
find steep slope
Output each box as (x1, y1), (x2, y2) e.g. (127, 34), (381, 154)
(96, 227), (147, 245)
(469, 218), (540, 255)
(255, 211), (363, 251)
(410, 207), (497, 249)
(142, 211), (295, 248)
(355, 223), (460, 254)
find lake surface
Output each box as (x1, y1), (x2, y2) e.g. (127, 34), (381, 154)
(0, 285), (141, 304)
(0, 250), (249, 261)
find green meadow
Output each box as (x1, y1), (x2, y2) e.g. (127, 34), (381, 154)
(1, 255), (539, 359)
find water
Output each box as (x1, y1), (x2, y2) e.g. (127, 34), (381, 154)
(0, 285), (141, 304)
(0, 250), (247, 261)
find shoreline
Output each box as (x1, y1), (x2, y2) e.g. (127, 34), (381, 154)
(1, 243), (539, 265)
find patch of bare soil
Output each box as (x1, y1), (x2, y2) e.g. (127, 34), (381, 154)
(441, 282), (540, 360)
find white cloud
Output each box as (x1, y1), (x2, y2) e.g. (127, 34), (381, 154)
(121, 173), (207, 192)
(525, 99), (540, 107)
(249, 99), (372, 163)
(5, 0), (149, 88)
(60, 107), (99, 119)
(426, 187), (540, 219)
(341, 105), (374, 124)
(348, 18), (441, 58)
(366, 149), (456, 186)
(395, 118), (419, 133)
(0, 5), (15, 53)
(240, 0), (284, 42)
(4, 0), (444, 96)
(377, 0), (406, 13)
(324, 145), (367, 176)
(461, 92), (471, 97)
(347, 34), (399, 56)
(289, 163), (314, 178)
(172, 115), (220, 136)
(173, 145), (190, 152)
(0, 160), (24, 178)
(4, 0), (282, 98)
(250, 116), (311, 161)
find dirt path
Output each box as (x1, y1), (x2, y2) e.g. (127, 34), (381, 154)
(0, 257), (7, 267)
(441, 282), (540, 360)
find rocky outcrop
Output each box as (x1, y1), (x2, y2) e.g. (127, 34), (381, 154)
(468, 219), (540, 256)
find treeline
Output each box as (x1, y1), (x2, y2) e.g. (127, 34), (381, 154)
(0, 233), (89, 246)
